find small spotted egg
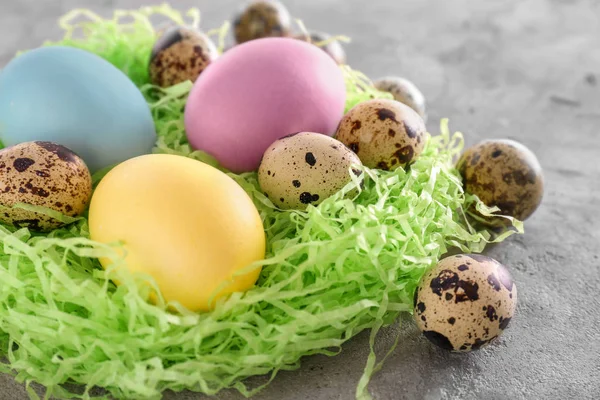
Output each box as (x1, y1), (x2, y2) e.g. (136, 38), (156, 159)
(293, 31), (346, 65)
(335, 99), (426, 170)
(0, 141), (92, 231)
(233, 0), (292, 44)
(374, 76), (427, 120)
(457, 139), (544, 224)
(149, 26), (218, 88)
(414, 254), (517, 352)
(258, 132), (363, 210)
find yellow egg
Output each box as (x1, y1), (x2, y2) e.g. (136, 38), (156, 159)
(88, 154), (265, 312)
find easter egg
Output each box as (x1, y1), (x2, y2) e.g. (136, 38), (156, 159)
(149, 26), (218, 88)
(88, 154), (265, 312)
(335, 99), (426, 170)
(0, 46), (156, 172)
(414, 254), (517, 352)
(258, 132), (362, 209)
(233, 0), (292, 44)
(457, 139), (544, 224)
(0, 141), (92, 231)
(184, 37), (347, 173)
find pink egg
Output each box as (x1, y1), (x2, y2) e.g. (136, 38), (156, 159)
(184, 37), (347, 173)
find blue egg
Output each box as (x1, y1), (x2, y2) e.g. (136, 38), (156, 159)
(0, 46), (156, 172)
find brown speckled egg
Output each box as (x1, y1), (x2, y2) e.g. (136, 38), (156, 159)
(293, 32), (346, 65)
(335, 99), (426, 170)
(0, 141), (92, 231)
(374, 77), (426, 120)
(258, 132), (363, 209)
(233, 0), (292, 44)
(457, 139), (544, 223)
(414, 254), (517, 352)
(149, 26), (218, 88)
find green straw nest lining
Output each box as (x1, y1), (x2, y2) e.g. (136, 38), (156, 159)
(0, 5), (521, 400)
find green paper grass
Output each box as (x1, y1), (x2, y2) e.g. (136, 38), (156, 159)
(0, 5), (522, 400)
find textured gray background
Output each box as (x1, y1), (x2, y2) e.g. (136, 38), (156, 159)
(1, 0), (599, 399)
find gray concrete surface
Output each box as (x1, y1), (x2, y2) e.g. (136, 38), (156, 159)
(1, 0), (599, 399)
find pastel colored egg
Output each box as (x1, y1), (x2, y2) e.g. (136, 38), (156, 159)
(88, 154), (266, 312)
(0, 46), (156, 172)
(184, 37), (347, 173)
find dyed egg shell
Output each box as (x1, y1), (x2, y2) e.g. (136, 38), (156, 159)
(457, 139), (544, 223)
(0, 141), (92, 231)
(414, 254), (517, 352)
(374, 76), (426, 120)
(335, 99), (426, 170)
(184, 37), (347, 173)
(0, 46), (156, 172)
(293, 32), (347, 65)
(233, 0), (292, 43)
(149, 27), (218, 88)
(88, 154), (265, 312)
(258, 132), (362, 209)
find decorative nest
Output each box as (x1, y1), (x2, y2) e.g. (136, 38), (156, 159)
(0, 5), (520, 399)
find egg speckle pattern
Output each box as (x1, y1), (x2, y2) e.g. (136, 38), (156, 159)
(0, 141), (92, 231)
(414, 254), (517, 352)
(233, 0), (291, 44)
(374, 77), (427, 120)
(149, 27), (218, 88)
(258, 132), (363, 209)
(335, 99), (426, 170)
(457, 139), (544, 223)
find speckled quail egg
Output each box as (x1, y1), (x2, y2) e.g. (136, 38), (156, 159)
(233, 0), (292, 44)
(0, 141), (92, 231)
(293, 31), (346, 65)
(374, 76), (426, 120)
(149, 26), (218, 88)
(335, 99), (426, 170)
(414, 254), (517, 352)
(456, 139), (544, 223)
(258, 132), (363, 209)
